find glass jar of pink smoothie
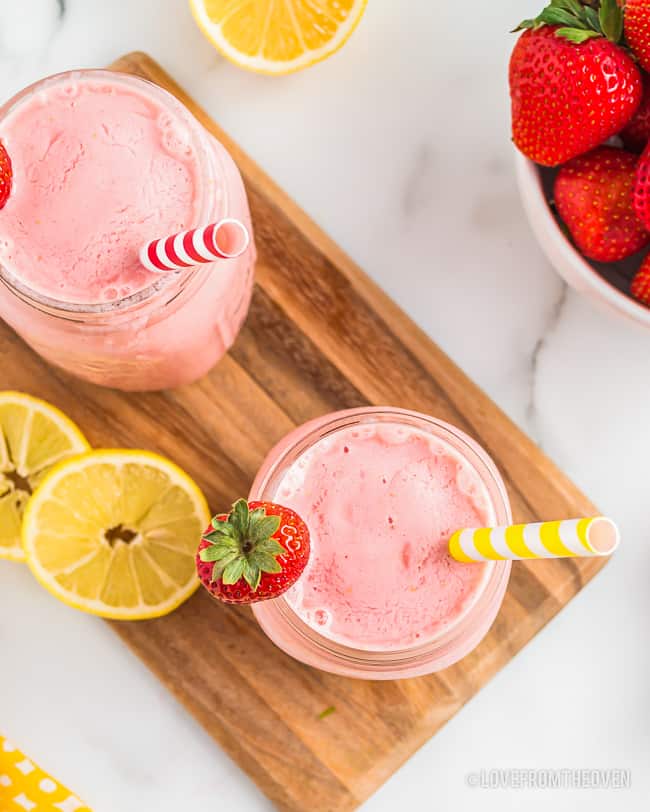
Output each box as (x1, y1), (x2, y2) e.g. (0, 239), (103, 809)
(0, 70), (255, 391)
(250, 407), (512, 679)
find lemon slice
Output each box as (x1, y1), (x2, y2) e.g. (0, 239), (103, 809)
(0, 392), (89, 562)
(189, 0), (368, 75)
(22, 449), (210, 619)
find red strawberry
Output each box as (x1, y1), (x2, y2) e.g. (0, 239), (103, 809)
(621, 72), (650, 152)
(554, 147), (650, 262)
(196, 498), (310, 604)
(0, 143), (12, 210)
(625, 0), (650, 72)
(632, 140), (650, 227)
(509, 2), (641, 167)
(631, 253), (650, 305)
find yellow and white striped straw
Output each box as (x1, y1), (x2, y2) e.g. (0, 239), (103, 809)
(449, 517), (620, 563)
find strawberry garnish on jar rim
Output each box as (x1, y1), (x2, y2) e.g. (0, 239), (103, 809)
(0, 142), (12, 210)
(196, 499), (310, 605)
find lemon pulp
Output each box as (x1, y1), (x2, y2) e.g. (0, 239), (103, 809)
(0, 392), (89, 562)
(23, 449), (210, 619)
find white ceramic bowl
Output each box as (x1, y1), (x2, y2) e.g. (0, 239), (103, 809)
(515, 150), (650, 329)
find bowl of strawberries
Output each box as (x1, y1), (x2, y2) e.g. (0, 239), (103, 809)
(512, 0), (650, 327)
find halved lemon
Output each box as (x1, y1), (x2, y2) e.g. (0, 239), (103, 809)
(189, 0), (368, 75)
(0, 392), (89, 562)
(22, 449), (210, 619)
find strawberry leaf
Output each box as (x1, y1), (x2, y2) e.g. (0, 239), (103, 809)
(550, 0), (583, 11)
(199, 543), (239, 563)
(254, 538), (286, 557)
(249, 506), (267, 519)
(230, 498), (250, 537)
(201, 535), (239, 554)
(218, 551), (241, 569)
(211, 560), (227, 582)
(514, 0), (587, 31)
(538, 7), (585, 27)
(513, 0), (618, 41)
(249, 514), (281, 542)
(583, 5), (600, 32)
(250, 551), (283, 574)
(599, 0), (623, 43)
(556, 26), (602, 43)
(203, 525), (236, 543)
(512, 19), (536, 32)
(222, 557), (246, 585)
(243, 560), (262, 591)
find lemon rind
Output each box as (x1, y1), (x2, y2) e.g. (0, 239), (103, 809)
(189, 0), (368, 76)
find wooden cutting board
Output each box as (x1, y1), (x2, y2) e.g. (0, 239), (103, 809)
(0, 53), (608, 812)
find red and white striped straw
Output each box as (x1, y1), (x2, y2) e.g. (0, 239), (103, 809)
(140, 218), (250, 273)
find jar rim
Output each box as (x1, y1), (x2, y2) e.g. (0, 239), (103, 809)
(0, 69), (218, 317)
(250, 407), (513, 672)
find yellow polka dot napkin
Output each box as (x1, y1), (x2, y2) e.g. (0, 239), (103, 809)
(0, 735), (92, 811)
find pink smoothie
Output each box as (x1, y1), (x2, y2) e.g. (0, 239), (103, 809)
(274, 422), (494, 650)
(0, 70), (254, 391)
(0, 75), (199, 304)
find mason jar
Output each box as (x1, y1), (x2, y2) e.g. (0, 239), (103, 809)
(250, 407), (512, 680)
(0, 70), (255, 391)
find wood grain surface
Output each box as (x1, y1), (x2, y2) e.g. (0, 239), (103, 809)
(0, 53), (608, 812)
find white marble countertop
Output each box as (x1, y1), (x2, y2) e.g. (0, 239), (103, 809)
(0, 0), (648, 810)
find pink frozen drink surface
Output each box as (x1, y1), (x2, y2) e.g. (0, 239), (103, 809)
(0, 76), (200, 303)
(275, 422), (494, 650)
